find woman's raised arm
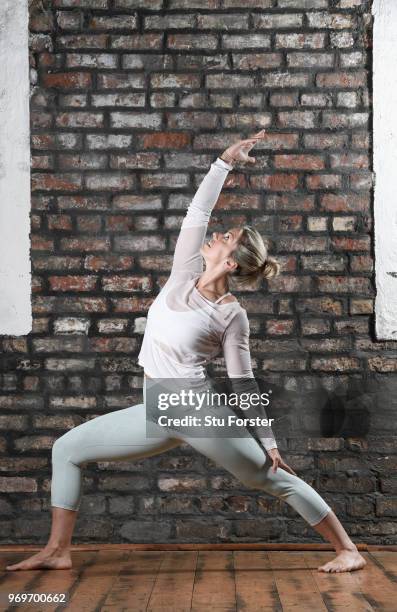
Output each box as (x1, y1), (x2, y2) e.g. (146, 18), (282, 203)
(170, 157), (233, 276)
(170, 129), (267, 277)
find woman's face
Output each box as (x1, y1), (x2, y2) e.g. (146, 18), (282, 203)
(200, 227), (244, 269)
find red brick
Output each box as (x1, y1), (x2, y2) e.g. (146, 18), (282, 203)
(166, 33), (216, 51)
(330, 152), (369, 169)
(266, 194), (315, 212)
(30, 9), (54, 32)
(349, 299), (373, 315)
(317, 276), (372, 294)
(141, 132), (191, 150)
(268, 276), (312, 293)
(85, 173), (136, 191)
(84, 255), (134, 271)
(214, 194), (261, 211)
(250, 174), (299, 191)
(320, 193), (370, 213)
(110, 152), (160, 170)
(31, 112), (52, 129)
(306, 174), (341, 189)
(0, 478), (37, 493)
(140, 173), (189, 190)
(60, 238), (110, 251)
(113, 195), (162, 211)
(66, 53), (118, 69)
(316, 71), (367, 88)
(307, 12), (354, 29)
(222, 32), (271, 50)
(33, 255), (82, 271)
(58, 195), (109, 210)
(56, 11), (83, 30)
(47, 215), (73, 230)
(350, 255), (373, 273)
(350, 173), (373, 190)
(278, 236), (328, 252)
(304, 133), (349, 149)
(54, 0), (108, 6)
(101, 275), (152, 292)
(88, 338), (138, 352)
(259, 134), (301, 151)
(97, 73), (145, 89)
(331, 236), (371, 251)
(110, 33), (163, 50)
(278, 215), (302, 232)
(110, 112), (162, 129)
(263, 73), (310, 88)
(105, 216), (134, 232)
(42, 72), (92, 89)
(296, 298), (343, 315)
(31, 155), (54, 170)
(287, 52), (333, 69)
(221, 111), (272, 130)
(88, 15), (137, 30)
(56, 34), (108, 49)
(112, 297), (155, 313)
(232, 53), (283, 70)
(76, 215), (102, 233)
(32, 173), (82, 192)
(269, 92), (298, 107)
(275, 33), (325, 49)
(274, 154), (325, 170)
(262, 358), (307, 371)
(312, 357), (361, 371)
(58, 153), (108, 170)
(278, 111), (317, 128)
(154, 72), (202, 93)
(322, 112), (369, 129)
(265, 320), (295, 335)
(368, 357), (397, 373)
(206, 74), (254, 89)
(49, 276), (98, 291)
(55, 112), (104, 128)
(114, 235), (166, 252)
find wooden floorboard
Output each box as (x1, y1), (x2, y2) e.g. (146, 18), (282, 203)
(0, 548), (396, 611)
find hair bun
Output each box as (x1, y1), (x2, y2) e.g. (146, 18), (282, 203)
(261, 257), (280, 279)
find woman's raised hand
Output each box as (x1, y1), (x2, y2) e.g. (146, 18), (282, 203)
(220, 129), (266, 166)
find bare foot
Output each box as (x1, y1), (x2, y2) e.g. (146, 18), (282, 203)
(5, 547), (72, 571)
(318, 547), (366, 573)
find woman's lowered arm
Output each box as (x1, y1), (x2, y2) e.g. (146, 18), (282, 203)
(222, 310), (278, 452)
(222, 311), (298, 475)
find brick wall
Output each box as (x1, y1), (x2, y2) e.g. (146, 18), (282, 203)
(2, 0), (396, 545)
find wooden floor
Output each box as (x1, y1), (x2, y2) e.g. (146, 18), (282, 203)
(1, 548), (396, 611)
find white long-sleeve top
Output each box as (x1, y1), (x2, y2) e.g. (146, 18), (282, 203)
(138, 157), (277, 450)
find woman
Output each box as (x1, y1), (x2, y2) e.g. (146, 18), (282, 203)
(7, 130), (366, 573)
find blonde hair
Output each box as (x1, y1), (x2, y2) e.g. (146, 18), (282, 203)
(230, 225), (280, 289)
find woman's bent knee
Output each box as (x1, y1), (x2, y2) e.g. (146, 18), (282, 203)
(51, 430), (79, 464)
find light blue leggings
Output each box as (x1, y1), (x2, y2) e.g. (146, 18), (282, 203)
(51, 378), (331, 527)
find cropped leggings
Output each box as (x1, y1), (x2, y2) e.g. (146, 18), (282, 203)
(51, 378), (332, 527)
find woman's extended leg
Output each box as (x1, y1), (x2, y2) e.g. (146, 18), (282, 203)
(6, 399), (182, 571)
(312, 511), (366, 572)
(176, 431), (365, 573)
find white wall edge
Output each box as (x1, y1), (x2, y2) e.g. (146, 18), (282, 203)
(0, 0), (32, 335)
(372, 0), (397, 340)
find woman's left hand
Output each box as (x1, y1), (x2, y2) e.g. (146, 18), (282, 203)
(267, 448), (297, 476)
(221, 129), (266, 165)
